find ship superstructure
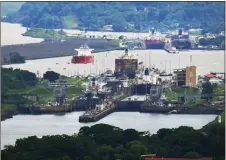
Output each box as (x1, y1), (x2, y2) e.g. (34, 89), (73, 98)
(115, 49), (138, 79)
(71, 44), (94, 64)
(145, 28), (165, 49)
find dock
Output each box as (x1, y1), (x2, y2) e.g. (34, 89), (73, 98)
(79, 102), (116, 123)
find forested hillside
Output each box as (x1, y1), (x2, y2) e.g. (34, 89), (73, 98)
(4, 2), (225, 33)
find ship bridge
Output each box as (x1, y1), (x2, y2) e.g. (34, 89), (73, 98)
(74, 44), (94, 56)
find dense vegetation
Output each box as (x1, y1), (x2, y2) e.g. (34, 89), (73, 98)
(1, 68), (37, 110)
(1, 68), (37, 93)
(3, 52), (25, 64)
(43, 71), (60, 82)
(5, 2), (225, 33)
(2, 122), (225, 160)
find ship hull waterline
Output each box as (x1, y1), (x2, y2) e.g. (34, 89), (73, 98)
(71, 56), (93, 64)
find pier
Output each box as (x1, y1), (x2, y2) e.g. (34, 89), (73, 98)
(79, 102), (116, 123)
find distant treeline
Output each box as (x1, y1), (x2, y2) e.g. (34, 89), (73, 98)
(4, 2), (225, 33)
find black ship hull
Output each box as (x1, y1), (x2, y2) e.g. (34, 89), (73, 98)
(140, 106), (173, 113)
(74, 98), (101, 111)
(172, 40), (191, 49)
(145, 43), (164, 49)
(116, 101), (143, 111)
(131, 84), (153, 95)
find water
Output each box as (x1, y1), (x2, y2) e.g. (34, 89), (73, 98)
(1, 112), (217, 149)
(3, 49), (224, 77)
(1, 22), (44, 46)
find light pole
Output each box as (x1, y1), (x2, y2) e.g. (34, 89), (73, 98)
(96, 60), (98, 75)
(165, 60), (167, 73)
(178, 54), (180, 68)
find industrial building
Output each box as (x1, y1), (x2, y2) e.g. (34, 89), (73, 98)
(173, 65), (197, 87)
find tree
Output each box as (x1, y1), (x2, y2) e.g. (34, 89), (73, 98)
(9, 52), (25, 64)
(201, 82), (214, 101)
(123, 129), (139, 142)
(43, 71), (60, 82)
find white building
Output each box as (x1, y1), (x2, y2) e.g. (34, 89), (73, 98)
(209, 78), (223, 84)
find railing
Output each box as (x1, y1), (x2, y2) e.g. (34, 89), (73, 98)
(48, 83), (74, 87)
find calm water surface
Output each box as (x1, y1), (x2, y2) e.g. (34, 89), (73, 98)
(1, 112), (217, 149)
(1, 22), (43, 46)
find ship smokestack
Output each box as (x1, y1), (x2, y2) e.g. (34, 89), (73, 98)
(92, 77), (96, 87)
(144, 68), (149, 75)
(178, 29), (183, 35)
(125, 48), (128, 55)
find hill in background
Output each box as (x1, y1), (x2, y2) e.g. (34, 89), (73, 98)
(3, 2), (225, 34)
(1, 2), (24, 17)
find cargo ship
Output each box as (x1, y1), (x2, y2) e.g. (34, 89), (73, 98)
(71, 44), (94, 64)
(171, 29), (191, 49)
(145, 28), (165, 49)
(114, 49), (138, 79)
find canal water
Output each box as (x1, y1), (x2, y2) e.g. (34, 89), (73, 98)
(1, 22), (44, 46)
(1, 112), (217, 149)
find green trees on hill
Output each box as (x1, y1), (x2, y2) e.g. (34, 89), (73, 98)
(3, 52), (25, 64)
(1, 68), (37, 92)
(1, 123), (225, 160)
(5, 2), (225, 33)
(1, 68), (37, 106)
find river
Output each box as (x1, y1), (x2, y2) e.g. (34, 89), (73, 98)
(0, 22), (223, 150)
(3, 49), (224, 77)
(1, 112), (217, 149)
(1, 22), (44, 46)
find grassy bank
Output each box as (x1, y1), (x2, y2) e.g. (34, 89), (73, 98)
(164, 86), (224, 106)
(1, 77), (84, 120)
(23, 28), (68, 39)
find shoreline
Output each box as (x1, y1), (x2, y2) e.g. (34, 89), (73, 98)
(2, 105), (224, 122)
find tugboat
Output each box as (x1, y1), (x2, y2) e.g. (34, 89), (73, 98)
(71, 44), (94, 64)
(145, 28), (165, 49)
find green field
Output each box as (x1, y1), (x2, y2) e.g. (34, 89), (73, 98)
(164, 87), (199, 101)
(6, 77), (84, 105)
